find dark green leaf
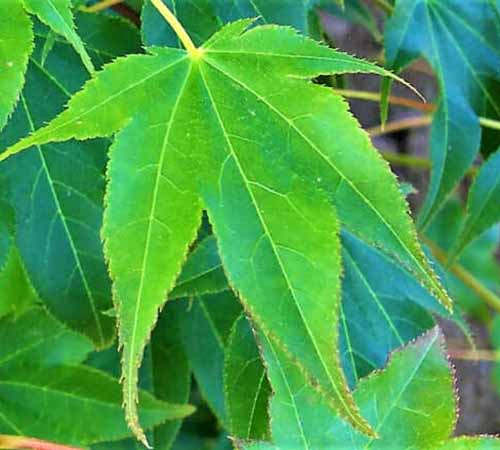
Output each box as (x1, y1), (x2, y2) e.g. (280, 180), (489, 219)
(178, 292), (242, 425)
(340, 232), (439, 387)
(451, 148), (500, 259)
(0, 365), (194, 446)
(225, 315), (271, 441)
(170, 236), (228, 300)
(385, 0), (500, 227)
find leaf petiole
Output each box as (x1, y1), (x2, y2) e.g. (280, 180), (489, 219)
(150, 0), (203, 58)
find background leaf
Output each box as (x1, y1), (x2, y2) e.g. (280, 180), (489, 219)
(225, 314), (271, 441)
(452, 148), (500, 259)
(22, 0), (95, 73)
(384, 0), (500, 227)
(0, 365), (194, 446)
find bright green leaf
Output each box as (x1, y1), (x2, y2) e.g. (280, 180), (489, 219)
(0, 245), (38, 319)
(385, 0), (500, 227)
(0, 0), (33, 132)
(0, 22), (450, 440)
(0, 365), (194, 446)
(241, 328), (455, 450)
(451, 148), (500, 260)
(22, 0), (94, 73)
(225, 315), (271, 441)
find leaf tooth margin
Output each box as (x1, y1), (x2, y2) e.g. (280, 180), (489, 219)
(22, 0), (95, 74)
(201, 52), (450, 312)
(204, 21), (423, 102)
(203, 207), (376, 438)
(0, 3), (34, 133)
(203, 18), (259, 50)
(354, 326), (457, 440)
(304, 80), (452, 311)
(0, 50), (187, 162)
(100, 119), (202, 447)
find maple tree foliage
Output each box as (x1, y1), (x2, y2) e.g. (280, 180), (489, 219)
(0, 1), (499, 450)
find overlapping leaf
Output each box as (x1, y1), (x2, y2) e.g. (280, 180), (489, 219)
(0, 307), (92, 372)
(385, 0), (500, 227)
(340, 231), (441, 387)
(225, 315), (271, 441)
(0, 0), (93, 131)
(241, 328), (455, 450)
(178, 292), (242, 425)
(0, 13), (141, 346)
(0, 20), (451, 442)
(0, 365), (194, 446)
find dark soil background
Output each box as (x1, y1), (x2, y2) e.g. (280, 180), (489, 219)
(321, 3), (500, 436)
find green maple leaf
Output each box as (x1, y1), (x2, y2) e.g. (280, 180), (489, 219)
(0, 16), (451, 444)
(0, 0), (93, 131)
(384, 0), (500, 227)
(241, 328), (455, 450)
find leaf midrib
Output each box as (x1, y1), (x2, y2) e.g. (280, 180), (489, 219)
(203, 55), (445, 305)
(125, 59), (193, 413)
(199, 62), (354, 422)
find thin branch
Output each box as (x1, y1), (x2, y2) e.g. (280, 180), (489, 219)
(379, 149), (479, 176)
(333, 88), (434, 113)
(371, 0), (394, 14)
(82, 0), (124, 12)
(424, 238), (500, 314)
(448, 348), (500, 362)
(368, 116), (432, 137)
(0, 435), (83, 450)
(150, 0), (202, 57)
(336, 88), (500, 133)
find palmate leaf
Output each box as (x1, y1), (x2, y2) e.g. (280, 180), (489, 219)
(385, 0), (500, 227)
(0, 20), (450, 442)
(0, 13), (141, 346)
(451, 148), (500, 260)
(241, 328), (455, 450)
